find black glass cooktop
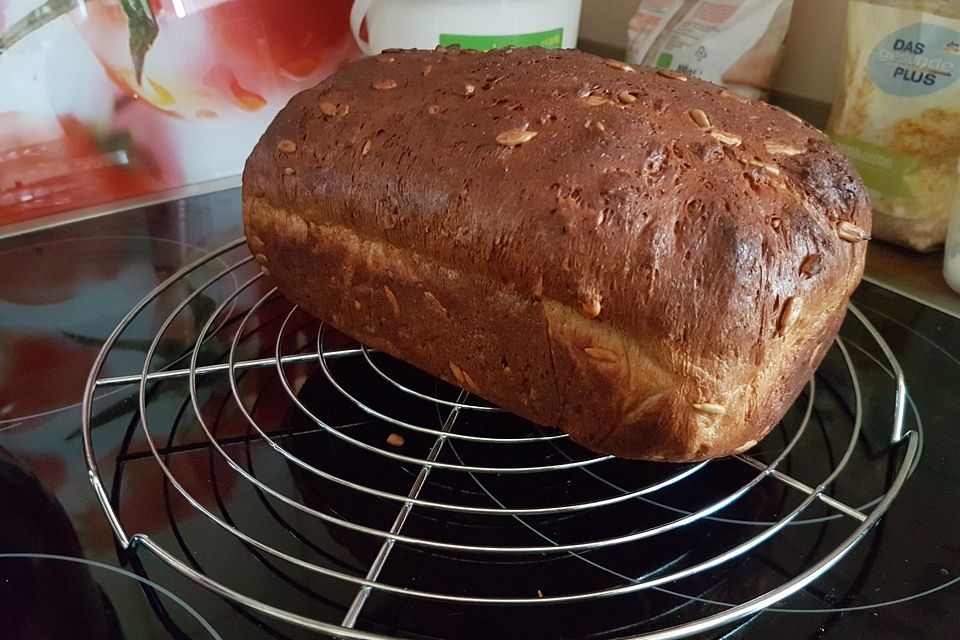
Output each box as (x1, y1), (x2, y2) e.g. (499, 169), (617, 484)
(1, 188), (958, 640)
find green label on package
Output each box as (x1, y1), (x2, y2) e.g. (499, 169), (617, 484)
(826, 130), (924, 200)
(438, 28), (563, 51)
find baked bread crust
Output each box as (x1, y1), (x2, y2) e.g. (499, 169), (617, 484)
(242, 47), (870, 461)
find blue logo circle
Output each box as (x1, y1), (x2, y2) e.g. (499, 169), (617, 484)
(867, 23), (960, 96)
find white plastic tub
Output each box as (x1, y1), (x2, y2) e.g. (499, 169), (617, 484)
(350, 0), (583, 54)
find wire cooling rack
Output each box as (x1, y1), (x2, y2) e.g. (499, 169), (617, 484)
(82, 238), (919, 639)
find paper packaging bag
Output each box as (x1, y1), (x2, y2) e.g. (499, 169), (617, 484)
(626, 0), (794, 100)
(827, 0), (960, 251)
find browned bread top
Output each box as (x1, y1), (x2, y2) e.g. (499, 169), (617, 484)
(243, 47), (870, 460)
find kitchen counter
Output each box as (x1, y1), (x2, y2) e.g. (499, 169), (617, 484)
(865, 242), (960, 320)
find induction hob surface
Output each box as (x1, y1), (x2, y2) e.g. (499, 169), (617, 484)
(0, 189), (958, 640)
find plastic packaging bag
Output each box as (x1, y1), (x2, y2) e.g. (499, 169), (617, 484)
(827, 0), (960, 251)
(626, 0), (795, 100)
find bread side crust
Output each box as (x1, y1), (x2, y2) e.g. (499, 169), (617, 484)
(246, 196), (845, 460)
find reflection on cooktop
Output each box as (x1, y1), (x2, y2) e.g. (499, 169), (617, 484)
(0, 446), (123, 640)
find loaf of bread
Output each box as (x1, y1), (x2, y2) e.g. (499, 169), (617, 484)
(242, 47), (870, 462)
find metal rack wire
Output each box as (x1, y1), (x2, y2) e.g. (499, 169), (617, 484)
(82, 238), (919, 639)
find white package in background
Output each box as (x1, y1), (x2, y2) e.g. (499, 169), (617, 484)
(626, 0), (794, 100)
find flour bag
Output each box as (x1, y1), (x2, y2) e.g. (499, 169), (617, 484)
(626, 0), (794, 100)
(828, 0), (960, 251)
